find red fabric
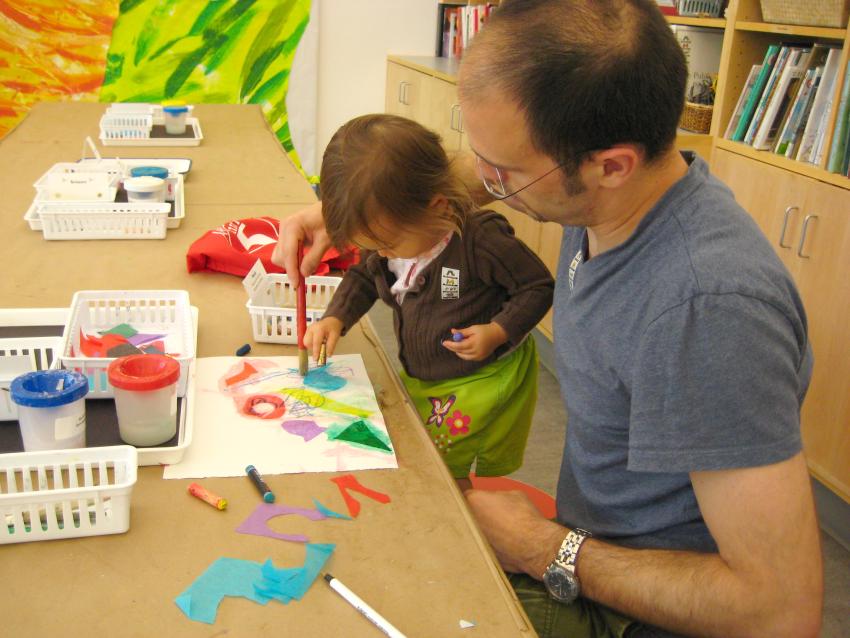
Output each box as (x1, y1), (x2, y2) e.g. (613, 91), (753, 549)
(186, 216), (359, 278)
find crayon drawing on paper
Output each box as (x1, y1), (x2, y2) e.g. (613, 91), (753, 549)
(163, 354), (397, 479)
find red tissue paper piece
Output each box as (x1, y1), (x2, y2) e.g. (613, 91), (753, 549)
(185, 216), (359, 278)
(330, 474), (391, 518)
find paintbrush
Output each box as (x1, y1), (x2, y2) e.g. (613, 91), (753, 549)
(297, 241), (308, 376)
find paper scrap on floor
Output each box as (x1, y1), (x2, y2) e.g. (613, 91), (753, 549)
(163, 354), (397, 479)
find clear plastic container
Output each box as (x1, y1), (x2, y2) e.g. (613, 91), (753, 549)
(162, 105), (189, 135)
(108, 354), (179, 447)
(124, 175), (165, 203)
(10, 370), (88, 451)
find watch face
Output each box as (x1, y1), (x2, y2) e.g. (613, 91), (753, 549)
(543, 566), (580, 603)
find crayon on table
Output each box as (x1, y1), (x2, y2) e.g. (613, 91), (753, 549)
(318, 340), (327, 366)
(245, 464), (275, 502)
(188, 482), (228, 510)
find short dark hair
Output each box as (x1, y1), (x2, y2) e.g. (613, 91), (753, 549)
(460, 0), (686, 168)
(320, 114), (470, 248)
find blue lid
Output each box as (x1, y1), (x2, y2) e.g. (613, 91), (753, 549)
(163, 105), (189, 114)
(130, 166), (169, 179)
(10, 370), (88, 408)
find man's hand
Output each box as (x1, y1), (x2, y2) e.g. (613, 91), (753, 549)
(465, 489), (566, 577)
(441, 321), (509, 361)
(270, 200), (332, 286)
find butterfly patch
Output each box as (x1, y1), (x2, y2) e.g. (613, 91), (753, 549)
(427, 394), (456, 427)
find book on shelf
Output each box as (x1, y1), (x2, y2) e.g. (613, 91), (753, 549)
(826, 61), (850, 174)
(775, 66), (821, 158)
(439, 3), (497, 59)
(797, 47), (843, 164)
(774, 44), (831, 155)
(732, 44), (781, 142)
(654, 0), (678, 15)
(752, 46), (811, 150)
(744, 45), (792, 145)
(725, 64), (762, 140)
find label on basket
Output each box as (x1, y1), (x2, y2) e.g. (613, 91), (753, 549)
(55, 412), (86, 440)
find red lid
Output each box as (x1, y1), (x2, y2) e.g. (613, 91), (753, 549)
(107, 354), (180, 391)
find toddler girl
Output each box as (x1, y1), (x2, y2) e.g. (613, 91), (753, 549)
(306, 113), (554, 489)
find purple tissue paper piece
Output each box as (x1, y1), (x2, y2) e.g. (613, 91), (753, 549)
(281, 419), (325, 442)
(236, 503), (327, 542)
(127, 332), (166, 347)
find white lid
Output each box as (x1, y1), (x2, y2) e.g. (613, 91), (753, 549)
(124, 176), (165, 193)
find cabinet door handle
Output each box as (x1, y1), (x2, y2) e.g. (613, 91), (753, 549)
(778, 205), (798, 248)
(398, 81), (410, 105)
(797, 214), (818, 259)
(450, 104), (462, 132)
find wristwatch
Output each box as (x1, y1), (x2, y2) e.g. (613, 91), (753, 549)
(542, 528), (592, 603)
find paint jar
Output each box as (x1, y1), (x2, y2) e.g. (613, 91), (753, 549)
(10, 370), (88, 451)
(108, 354), (179, 447)
(129, 166), (169, 180)
(124, 176), (165, 203)
(162, 105), (190, 135)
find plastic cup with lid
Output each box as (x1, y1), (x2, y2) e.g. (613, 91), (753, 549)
(10, 370), (89, 451)
(108, 354), (180, 447)
(124, 175), (166, 203)
(162, 105), (190, 135)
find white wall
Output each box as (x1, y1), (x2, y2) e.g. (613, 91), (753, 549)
(314, 0), (437, 173)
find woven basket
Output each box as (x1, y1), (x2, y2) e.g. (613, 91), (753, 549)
(680, 102), (713, 133)
(677, 0), (725, 18)
(760, 0), (849, 27)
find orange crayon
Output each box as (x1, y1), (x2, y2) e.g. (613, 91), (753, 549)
(188, 482), (228, 510)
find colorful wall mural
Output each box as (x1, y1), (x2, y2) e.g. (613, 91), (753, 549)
(0, 0), (309, 166)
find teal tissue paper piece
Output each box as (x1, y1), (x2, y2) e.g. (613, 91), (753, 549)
(255, 543), (335, 602)
(313, 498), (352, 520)
(175, 544), (335, 624)
(175, 558), (271, 624)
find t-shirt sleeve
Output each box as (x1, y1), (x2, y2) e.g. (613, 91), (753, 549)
(628, 292), (809, 473)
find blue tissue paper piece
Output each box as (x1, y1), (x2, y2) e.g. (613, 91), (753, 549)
(255, 543), (335, 602)
(313, 498), (352, 520)
(175, 544), (335, 624)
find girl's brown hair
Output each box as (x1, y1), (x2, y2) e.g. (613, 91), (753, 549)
(320, 114), (473, 249)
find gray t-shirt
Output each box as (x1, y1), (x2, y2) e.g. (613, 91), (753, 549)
(554, 153), (812, 552)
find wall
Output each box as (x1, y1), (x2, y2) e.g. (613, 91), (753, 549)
(311, 0), (437, 174)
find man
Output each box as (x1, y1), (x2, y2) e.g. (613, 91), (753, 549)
(272, 1), (823, 636)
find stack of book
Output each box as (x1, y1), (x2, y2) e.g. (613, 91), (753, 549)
(725, 43), (850, 175)
(439, 3), (498, 59)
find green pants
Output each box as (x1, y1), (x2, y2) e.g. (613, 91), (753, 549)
(400, 337), (538, 478)
(509, 573), (636, 638)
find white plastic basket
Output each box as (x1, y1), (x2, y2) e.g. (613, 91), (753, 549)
(99, 113), (153, 141)
(25, 172), (185, 239)
(1, 445), (137, 544)
(60, 290), (195, 398)
(242, 260), (342, 344)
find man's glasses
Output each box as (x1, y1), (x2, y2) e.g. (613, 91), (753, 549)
(475, 154), (565, 200)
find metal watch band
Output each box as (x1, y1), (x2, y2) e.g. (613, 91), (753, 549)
(555, 527), (591, 570)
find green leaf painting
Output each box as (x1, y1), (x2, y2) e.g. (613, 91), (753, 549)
(101, 0), (310, 168)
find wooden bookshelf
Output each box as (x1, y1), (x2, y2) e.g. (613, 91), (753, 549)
(710, 0), (850, 504)
(666, 15), (726, 29)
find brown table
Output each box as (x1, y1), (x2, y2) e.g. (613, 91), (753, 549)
(0, 103), (535, 637)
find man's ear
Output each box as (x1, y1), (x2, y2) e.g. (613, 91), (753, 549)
(590, 146), (640, 189)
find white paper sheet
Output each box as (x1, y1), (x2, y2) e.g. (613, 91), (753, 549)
(163, 354), (398, 479)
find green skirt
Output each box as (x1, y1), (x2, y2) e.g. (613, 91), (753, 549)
(399, 336), (538, 478)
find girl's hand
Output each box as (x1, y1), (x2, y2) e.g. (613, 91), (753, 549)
(441, 322), (508, 361)
(305, 316), (344, 362)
